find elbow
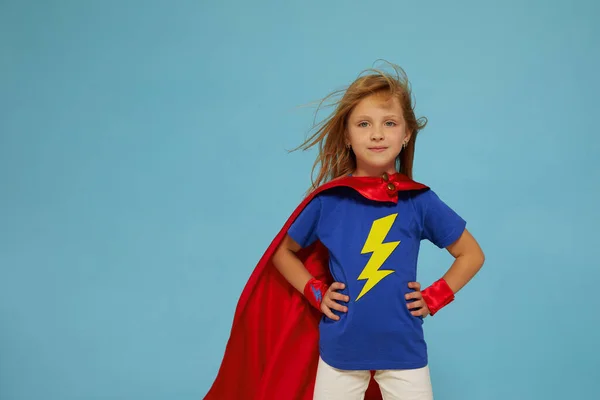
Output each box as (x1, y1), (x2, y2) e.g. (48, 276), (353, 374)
(272, 245), (285, 271)
(460, 246), (485, 270)
(273, 243), (294, 272)
(476, 248), (485, 269)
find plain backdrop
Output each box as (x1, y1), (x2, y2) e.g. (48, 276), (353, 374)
(1, 1), (599, 399)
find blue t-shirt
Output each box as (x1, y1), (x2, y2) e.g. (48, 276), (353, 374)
(288, 186), (466, 371)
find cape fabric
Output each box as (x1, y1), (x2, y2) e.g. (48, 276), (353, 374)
(204, 173), (429, 400)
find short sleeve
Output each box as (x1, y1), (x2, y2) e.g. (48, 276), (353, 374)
(418, 190), (466, 248)
(287, 196), (321, 248)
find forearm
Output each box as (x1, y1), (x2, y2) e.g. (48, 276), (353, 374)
(442, 252), (485, 294)
(272, 248), (313, 293)
(421, 230), (485, 316)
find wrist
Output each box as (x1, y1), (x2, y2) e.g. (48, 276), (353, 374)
(303, 278), (328, 311)
(421, 278), (455, 316)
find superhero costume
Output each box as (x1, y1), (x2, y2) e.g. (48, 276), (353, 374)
(203, 172), (463, 400)
(287, 181), (465, 371)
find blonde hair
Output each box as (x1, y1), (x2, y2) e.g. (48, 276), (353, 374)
(294, 61), (428, 191)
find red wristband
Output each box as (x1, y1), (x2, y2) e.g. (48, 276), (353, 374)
(303, 278), (329, 311)
(421, 278), (455, 316)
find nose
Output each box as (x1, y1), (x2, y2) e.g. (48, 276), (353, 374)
(370, 127), (384, 141)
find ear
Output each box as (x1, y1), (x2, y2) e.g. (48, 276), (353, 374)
(404, 128), (413, 144)
(344, 130), (351, 147)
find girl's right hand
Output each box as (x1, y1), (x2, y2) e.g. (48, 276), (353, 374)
(320, 282), (349, 321)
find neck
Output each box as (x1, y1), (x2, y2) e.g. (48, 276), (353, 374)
(352, 163), (397, 178)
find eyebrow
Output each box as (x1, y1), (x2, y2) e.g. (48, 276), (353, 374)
(353, 114), (401, 120)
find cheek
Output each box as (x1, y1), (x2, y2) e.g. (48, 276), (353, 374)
(390, 129), (407, 146)
(347, 128), (364, 146)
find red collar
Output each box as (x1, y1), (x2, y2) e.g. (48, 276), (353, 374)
(314, 172), (429, 204)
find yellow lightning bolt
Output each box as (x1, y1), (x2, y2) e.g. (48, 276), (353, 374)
(356, 213), (399, 301)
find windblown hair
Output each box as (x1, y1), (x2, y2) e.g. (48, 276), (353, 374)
(294, 61), (428, 191)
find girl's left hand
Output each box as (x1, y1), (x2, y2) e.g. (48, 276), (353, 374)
(406, 282), (431, 318)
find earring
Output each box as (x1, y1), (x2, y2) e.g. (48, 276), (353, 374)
(402, 141), (408, 149)
(346, 143), (351, 149)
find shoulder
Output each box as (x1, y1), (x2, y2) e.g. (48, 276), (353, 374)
(308, 180), (354, 201)
(410, 187), (437, 204)
(404, 187), (435, 209)
(297, 187), (347, 212)
(405, 187), (458, 219)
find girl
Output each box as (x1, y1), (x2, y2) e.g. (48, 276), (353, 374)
(271, 62), (485, 399)
(203, 62), (484, 400)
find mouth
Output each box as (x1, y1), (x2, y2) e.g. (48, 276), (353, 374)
(368, 147), (388, 153)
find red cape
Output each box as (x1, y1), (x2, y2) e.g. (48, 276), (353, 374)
(204, 173), (429, 400)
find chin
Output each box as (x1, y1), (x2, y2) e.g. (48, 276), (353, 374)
(358, 157), (397, 172)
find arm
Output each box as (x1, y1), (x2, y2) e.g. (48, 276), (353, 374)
(442, 228), (485, 294)
(420, 228), (485, 316)
(272, 234), (312, 293)
(272, 234), (348, 320)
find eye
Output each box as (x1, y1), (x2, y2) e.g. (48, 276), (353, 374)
(385, 121), (397, 127)
(358, 121), (369, 128)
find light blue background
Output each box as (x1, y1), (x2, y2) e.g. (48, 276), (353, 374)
(1, 1), (598, 399)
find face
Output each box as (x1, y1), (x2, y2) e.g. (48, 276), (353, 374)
(346, 93), (410, 177)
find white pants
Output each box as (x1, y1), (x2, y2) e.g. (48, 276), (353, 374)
(313, 357), (433, 400)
